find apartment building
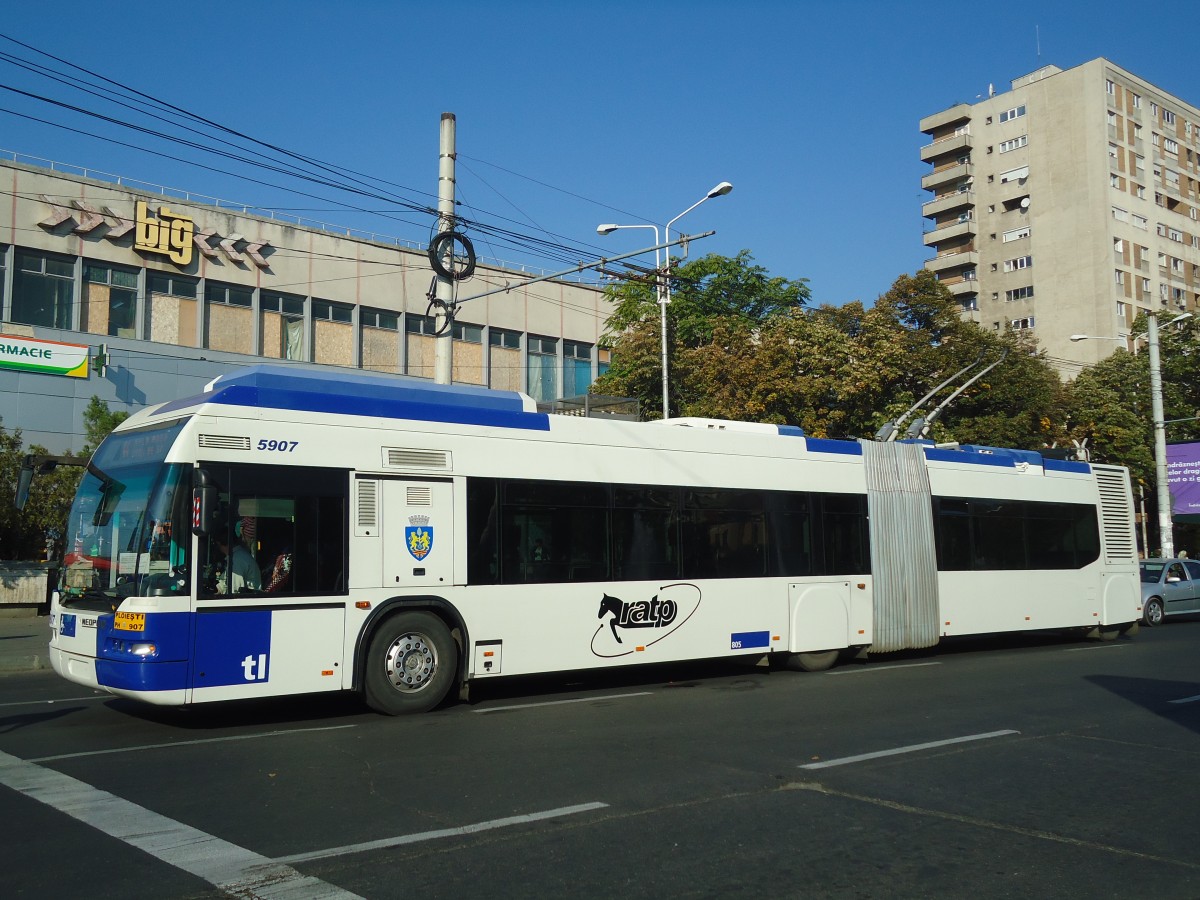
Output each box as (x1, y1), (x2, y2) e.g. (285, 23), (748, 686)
(920, 58), (1200, 376)
(0, 156), (613, 451)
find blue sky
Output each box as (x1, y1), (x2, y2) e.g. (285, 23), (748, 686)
(2, 1), (1197, 308)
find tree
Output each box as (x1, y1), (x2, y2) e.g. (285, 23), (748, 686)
(602, 265), (1066, 448)
(0, 396), (128, 560)
(595, 250), (810, 416)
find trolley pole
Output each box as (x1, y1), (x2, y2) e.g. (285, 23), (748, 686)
(433, 112), (457, 385)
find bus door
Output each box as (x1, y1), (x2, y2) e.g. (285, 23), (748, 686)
(189, 463), (350, 702)
(381, 479), (454, 588)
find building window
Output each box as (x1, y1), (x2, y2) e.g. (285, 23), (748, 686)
(1107, 110), (1118, 127)
(205, 281), (253, 355)
(450, 321), (484, 385)
(1165, 138), (1180, 154)
(488, 327), (522, 392)
(1112, 207), (1129, 222)
(1108, 143), (1119, 159)
(999, 135), (1028, 154)
(1114, 270), (1125, 286)
(1002, 226), (1031, 242)
(999, 105), (1026, 123)
(1106, 80), (1115, 95)
(452, 322), (482, 343)
(1003, 255), (1033, 272)
(1010, 316), (1035, 330)
(312, 298), (353, 367)
(1005, 286), (1035, 301)
(12, 250), (74, 329)
(527, 335), (558, 403)
(999, 166), (1029, 183)
(1110, 173), (1121, 188)
(1164, 110), (1177, 126)
(1132, 93), (1142, 109)
(206, 282), (252, 308)
(83, 263), (138, 338)
(361, 307), (398, 330)
(262, 291), (306, 361)
(312, 299), (352, 323)
(147, 271), (198, 346)
(563, 340), (593, 398)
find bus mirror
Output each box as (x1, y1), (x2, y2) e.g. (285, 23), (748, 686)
(192, 469), (217, 536)
(15, 460), (34, 511)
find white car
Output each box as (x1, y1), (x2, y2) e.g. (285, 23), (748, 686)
(1139, 558), (1200, 626)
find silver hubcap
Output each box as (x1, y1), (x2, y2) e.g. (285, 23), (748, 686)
(1148, 603), (1163, 625)
(384, 632), (437, 692)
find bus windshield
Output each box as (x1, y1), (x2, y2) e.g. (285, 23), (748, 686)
(59, 419), (191, 608)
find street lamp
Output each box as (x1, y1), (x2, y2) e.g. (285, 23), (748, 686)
(598, 181), (732, 418)
(1072, 310), (1193, 556)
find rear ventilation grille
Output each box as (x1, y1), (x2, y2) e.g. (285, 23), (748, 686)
(383, 448), (451, 470)
(355, 480), (379, 535)
(407, 486), (433, 506)
(1094, 465), (1136, 564)
(198, 434), (251, 450)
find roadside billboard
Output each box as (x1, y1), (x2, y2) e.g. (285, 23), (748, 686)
(1167, 441), (1200, 517)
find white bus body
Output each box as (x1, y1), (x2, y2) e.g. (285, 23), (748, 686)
(48, 366), (1142, 714)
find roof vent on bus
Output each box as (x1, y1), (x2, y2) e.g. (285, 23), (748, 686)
(198, 434), (251, 451)
(383, 448), (452, 471)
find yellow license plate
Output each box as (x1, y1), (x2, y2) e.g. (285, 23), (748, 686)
(114, 611), (146, 632)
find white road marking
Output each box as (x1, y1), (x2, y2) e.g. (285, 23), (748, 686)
(275, 802), (610, 864)
(799, 729), (1020, 769)
(825, 662), (942, 675)
(0, 695), (107, 708)
(1168, 694), (1200, 705)
(1063, 644), (1126, 652)
(473, 692), (653, 713)
(0, 749), (361, 899)
(30, 724), (357, 762)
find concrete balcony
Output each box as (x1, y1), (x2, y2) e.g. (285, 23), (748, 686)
(925, 250), (979, 273)
(923, 219), (976, 247)
(919, 103), (972, 135)
(920, 132), (972, 162)
(922, 191), (974, 219)
(921, 162), (973, 191)
(946, 279), (980, 297)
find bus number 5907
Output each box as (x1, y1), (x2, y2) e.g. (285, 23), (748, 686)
(258, 439), (298, 452)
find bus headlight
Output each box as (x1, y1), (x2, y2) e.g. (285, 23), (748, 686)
(129, 643), (158, 657)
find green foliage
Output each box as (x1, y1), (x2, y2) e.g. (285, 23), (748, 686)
(0, 396), (127, 560)
(597, 264), (1066, 449)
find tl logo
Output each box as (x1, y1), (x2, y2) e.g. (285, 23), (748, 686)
(241, 653), (269, 682)
(406, 515), (433, 561)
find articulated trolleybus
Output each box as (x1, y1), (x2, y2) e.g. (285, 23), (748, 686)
(49, 366), (1141, 714)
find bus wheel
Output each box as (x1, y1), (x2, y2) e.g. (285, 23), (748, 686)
(783, 650), (839, 672)
(364, 612), (457, 714)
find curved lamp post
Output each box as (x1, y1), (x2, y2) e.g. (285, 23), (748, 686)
(598, 181), (732, 418)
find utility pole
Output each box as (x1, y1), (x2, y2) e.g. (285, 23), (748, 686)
(1147, 311), (1174, 557)
(433, 112), (457, 385)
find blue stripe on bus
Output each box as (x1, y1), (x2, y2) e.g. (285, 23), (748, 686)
(924, 448), (1015, 467)
(805, 438), (863, 456)
(154, 365), (551, 431)
(778, 425), (806, 437)
(1043, 458), (1092, 474)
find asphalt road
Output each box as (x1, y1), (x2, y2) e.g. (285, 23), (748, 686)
(1, 622), (1198, 899)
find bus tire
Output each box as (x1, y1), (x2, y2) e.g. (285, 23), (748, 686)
(364, 611), (457, 715)
(783, 649), (839, 672)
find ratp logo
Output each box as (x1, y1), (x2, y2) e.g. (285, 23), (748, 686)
(590, 583), (702, 658)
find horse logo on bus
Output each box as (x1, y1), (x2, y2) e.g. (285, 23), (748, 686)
(590, 582), (702, 658)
